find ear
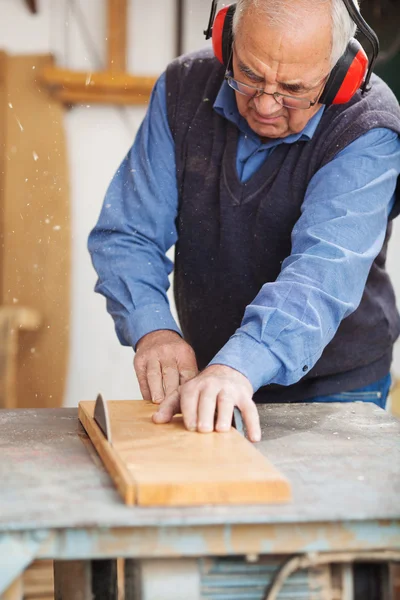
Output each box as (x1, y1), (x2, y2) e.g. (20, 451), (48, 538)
(319, 38), (368, 105)
(212, 4), (236, 66)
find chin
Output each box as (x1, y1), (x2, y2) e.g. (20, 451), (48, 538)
(249, 119), (287, 139)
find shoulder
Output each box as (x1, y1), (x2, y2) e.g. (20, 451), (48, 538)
(315, 75), (400, 166)
(322, 75), (400, 132)
(165, 48), (225, 138)
(166, 48), (224, 93)
(167, 48), (219, 75)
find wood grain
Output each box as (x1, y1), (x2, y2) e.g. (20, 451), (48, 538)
(107, 0), (128, 72)
(0, 53), (70, 408)
(1, 577), (23, 600)
(78, 400), (291, 507)
(0, 307), (41, 408)
(23, 561), (54, 599)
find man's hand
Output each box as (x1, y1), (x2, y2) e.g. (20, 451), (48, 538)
(153, 364), (262, 443)
(134, 330), (198, 404)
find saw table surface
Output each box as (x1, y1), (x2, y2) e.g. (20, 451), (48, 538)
(0, 401), (399, 530)
(1, 402), (399, 599)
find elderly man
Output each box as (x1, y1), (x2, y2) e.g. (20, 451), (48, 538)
(89, 0), (400, 442)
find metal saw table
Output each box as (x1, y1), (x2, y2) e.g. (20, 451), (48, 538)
(0, 402), (399, 600)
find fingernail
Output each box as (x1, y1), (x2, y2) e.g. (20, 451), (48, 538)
(153, 413), (167, 424)
(198, 422), (213, 433)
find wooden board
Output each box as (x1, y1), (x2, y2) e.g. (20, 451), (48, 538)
(78, 400), (291, 507)
(0, 53), (70, 408)
(0, 307), (41, 408)
(23, 561), (54, 599)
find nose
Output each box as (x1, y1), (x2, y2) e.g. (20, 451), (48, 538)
(252, 92), (282, 117)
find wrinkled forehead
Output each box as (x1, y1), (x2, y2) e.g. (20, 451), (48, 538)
(233, 2), (332, 78)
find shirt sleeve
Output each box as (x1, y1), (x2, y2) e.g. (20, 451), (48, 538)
(209, 128), (400, 391)
(88, 72), (181, 348)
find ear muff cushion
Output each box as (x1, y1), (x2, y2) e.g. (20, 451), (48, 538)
(319, 38), (368, 105)
(212, 4), (236, 66)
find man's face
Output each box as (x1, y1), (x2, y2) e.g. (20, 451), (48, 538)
(233, 4), (332, 139)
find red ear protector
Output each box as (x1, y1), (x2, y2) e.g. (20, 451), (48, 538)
(204, 0), (379, 106)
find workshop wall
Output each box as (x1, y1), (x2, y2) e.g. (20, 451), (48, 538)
(1, 0), (399, 407)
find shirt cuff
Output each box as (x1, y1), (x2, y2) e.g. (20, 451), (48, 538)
(208, 332), (282, 392)
(118, 303), (182, 349)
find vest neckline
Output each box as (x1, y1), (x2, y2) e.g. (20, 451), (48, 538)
(223, 122), (296, 206)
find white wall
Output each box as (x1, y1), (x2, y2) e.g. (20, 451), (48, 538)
(1, 0), (399, 408)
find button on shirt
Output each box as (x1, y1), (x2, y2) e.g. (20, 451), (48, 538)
(88, 72), (400, 392)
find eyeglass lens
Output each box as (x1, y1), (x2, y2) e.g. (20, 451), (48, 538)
(227, 77), (313, 110)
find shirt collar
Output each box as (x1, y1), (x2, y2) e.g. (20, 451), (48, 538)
(213, 78), (325, 147)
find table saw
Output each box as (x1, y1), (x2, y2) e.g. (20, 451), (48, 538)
(0, 402), (399, 600)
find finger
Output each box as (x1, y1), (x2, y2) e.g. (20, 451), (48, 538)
(180, 385), (199, 432)
(146, 359), (164, 404)
(134, 358), (151, 400)
(197, 390), (217, 433)
(152, 390), (180, 424)
(239, 399), (261, 442)
(215, 394), (234, 433)
(162, 364), (180, 398)
(179, 368), (198, 385)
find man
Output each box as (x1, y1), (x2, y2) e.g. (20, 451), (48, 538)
(89, 0), (400, 442)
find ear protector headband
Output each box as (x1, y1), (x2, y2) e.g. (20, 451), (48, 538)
(204, 0), (380, 106)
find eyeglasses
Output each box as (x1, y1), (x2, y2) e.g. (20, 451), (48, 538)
(225, 72), (322, 110)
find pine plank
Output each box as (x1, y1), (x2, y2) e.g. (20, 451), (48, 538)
(23, 560), (54, 599)
(0, 53), (70, 409)
(391, 378), (400, 418)
(78, 400), (291, 507)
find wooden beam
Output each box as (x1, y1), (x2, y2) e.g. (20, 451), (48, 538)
(107, 0), (128, 72)
(39, 67), (156, 94)
(39, 66), (156, 105)
(53, 561), (117, 600)
(54, 562), (92, 600)
(176, 0), (184, 57)
(24, 0), (38, 14)
(53, 88), (152, 106)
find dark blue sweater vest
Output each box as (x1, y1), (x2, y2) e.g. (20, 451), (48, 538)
(166, 49), (400, 403)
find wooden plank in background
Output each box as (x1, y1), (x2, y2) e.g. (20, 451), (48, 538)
(0, 53), (70, 408)
(1, 577), (23, 600)
(0, 51), (7, 301)
(79, 400), (291, 507)
(0, 308), (41, 408)
(107, 0), (127, 72)
(23, 561), (54, 599)
(391, 379), (400, 418)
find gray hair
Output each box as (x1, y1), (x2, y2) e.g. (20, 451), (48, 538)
(232, 0), (359, 67)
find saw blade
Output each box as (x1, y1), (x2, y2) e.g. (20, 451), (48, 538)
(94, 393), (113, 446)
(233, 407), (244, 435)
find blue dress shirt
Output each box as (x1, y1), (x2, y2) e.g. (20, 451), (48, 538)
(88, 72), (400, 392)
